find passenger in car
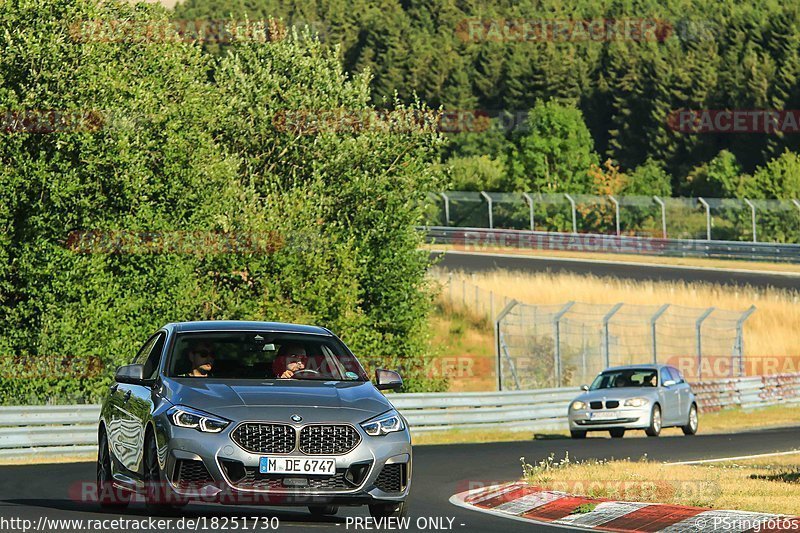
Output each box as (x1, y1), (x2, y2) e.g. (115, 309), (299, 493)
(273, 343), (307, 378)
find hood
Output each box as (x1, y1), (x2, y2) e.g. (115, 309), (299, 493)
(161, 378), (393, 422)
(575, 387), (660, 403)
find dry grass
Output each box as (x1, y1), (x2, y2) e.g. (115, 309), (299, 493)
(428, 303), (495, 392)
(439, 270), (800, 360)
(428, 243), (800, 274)
(0, 453), (95, 466)
(522, 451), (800, 514)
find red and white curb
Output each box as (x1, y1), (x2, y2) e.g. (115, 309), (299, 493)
(450, 482), (800, 532)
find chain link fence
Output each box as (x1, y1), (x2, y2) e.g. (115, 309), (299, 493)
(426, 191), (800, 243)
(496, 301), (756, 390)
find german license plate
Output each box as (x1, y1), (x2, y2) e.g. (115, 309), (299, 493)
(259, 457), (336, 476)
(590, 411), (617, 420)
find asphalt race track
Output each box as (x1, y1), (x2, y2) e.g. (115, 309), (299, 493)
(431, 250), (800, 291)
(2, 426), (799, 533)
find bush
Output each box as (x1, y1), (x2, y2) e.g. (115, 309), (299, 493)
(0, 0), (446, 404)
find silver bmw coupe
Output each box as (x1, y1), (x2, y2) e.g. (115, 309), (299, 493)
(97, 321), (411, 518)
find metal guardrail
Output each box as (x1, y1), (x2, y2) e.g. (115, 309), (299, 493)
(1, 374), (798, 460)
(423, 226), (800, 263)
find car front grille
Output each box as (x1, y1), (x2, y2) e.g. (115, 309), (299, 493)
(590, 401), (603, 410)
(299, 425), (361, 455)
(173, 459), (214, 489)
(374, 463), (407, 493)
(231, 423), (296, 454)
(606, 400), (620, 409)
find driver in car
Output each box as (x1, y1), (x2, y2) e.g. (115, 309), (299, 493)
(181, 341), (215, 377)
(274, 343), (308, 378)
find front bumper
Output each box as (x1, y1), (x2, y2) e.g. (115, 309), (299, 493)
(154, 417), (412, 506)
(568, 406), (651, 431)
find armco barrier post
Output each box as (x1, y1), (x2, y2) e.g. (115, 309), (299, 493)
(696, 307), (715, 379)
(602, 303), (624, 368)
(650, 304), (670, 363)
(553, 301), (575, 387)
(495, 299), (518, 391)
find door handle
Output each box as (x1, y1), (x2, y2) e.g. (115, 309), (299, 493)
(123, 390), (132, 404)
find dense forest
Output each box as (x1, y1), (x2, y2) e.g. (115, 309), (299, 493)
(175, 0), (800, 199)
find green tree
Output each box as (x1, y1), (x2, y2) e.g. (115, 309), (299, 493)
(507, 100), (599, 193)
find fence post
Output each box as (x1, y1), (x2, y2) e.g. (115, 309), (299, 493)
(650, 304), (670, 363)
(696, 307), (715, 379)
(495, 299), (518, 391)
(608, 195), (620, 236)
(553, 301), (575, 387)
(602, 303), (624, 368)
(439, 192), (450, 226)
(522, 192), (535, 231)
(653, 196), (667, 238)
(698, 197), (711, 241)
(743, 198), (757, 243)
(564, 194), (578, 234)
(480, 191), (493, 229)
(733, 306), (757, 377)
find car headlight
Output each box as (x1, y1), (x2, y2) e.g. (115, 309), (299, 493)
(167, 405), (230, 433)
(361, 410), (405, 436)
(624, 398), (648, 407)
(570, 401), (587, 411)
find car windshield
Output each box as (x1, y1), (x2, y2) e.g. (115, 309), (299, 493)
(167, 331), (369, 381)
(589, 368), (658, 390)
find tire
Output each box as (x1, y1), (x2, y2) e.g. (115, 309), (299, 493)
(682, 403), (699, 436)
(645, 404), (662, 437)
(97, 429), (130, 509)
(609, 428), (625, 438)
(369, 501), (408, 519)
(309, 505), (339, 517)
(570, 430), (587, 439)
(144, 431), (182, 513)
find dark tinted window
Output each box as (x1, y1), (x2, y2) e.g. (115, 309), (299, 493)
(143, 333), (165, 379)
(166, 331), (368, 381)
(589, 368), (658, 390)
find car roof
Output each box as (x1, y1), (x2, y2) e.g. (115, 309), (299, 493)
(166, 320), (332, 336)
(601, 364), (667, 372)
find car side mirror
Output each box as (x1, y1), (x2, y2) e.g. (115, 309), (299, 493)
(116, 364), (146, 385)
(375, 369), (403, 391)
(663, 379), (676, 387)
(581, 384), (589, 391)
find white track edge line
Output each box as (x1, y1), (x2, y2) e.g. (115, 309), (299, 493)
(666, 449), (800, 465)
(430, 249), (800, 278)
